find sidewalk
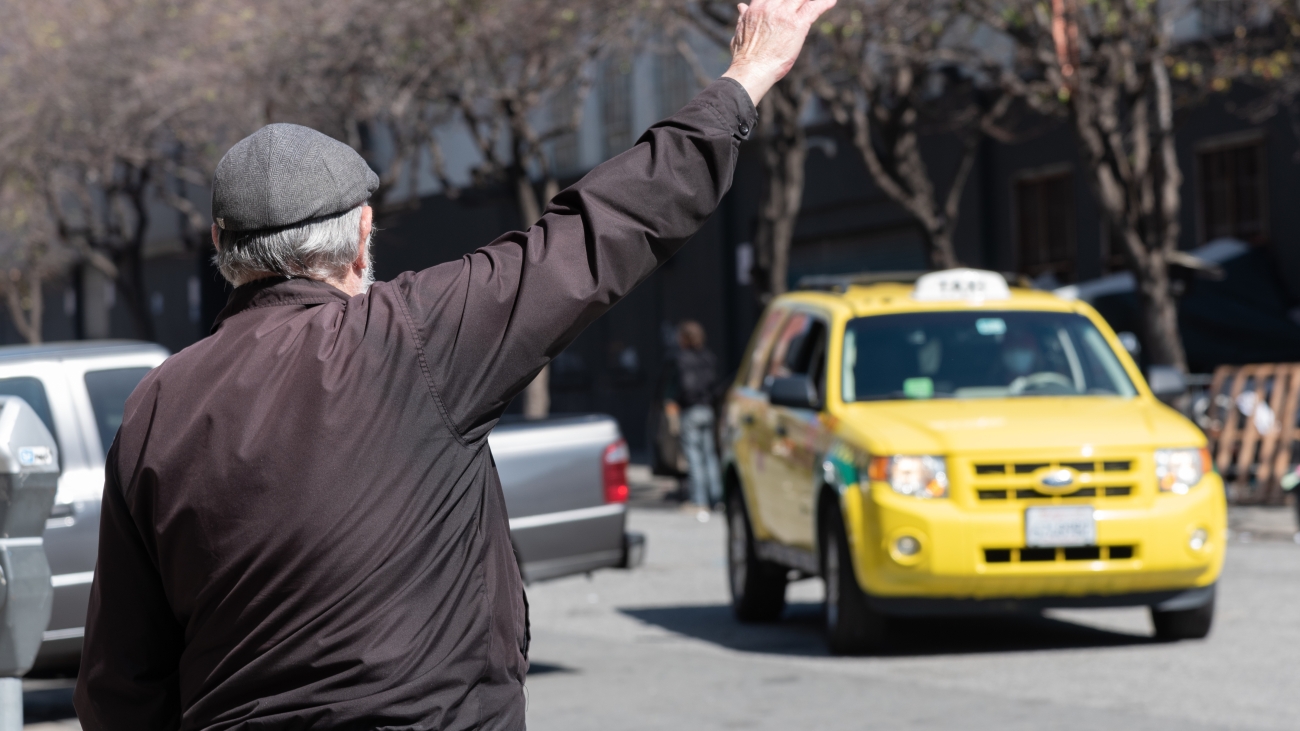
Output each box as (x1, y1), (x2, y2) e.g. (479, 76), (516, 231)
(1228, 504), (1299, 543)
(627, 464), (685, 508)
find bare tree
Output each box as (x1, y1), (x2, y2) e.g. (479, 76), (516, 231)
(972, 0), (1259, 370)
(684, 1), (816, 301)
(249, 0), (462, 213)
(814, 1), (1018, 270)
(441, 0), (631, 417)
(0, 181), (71, 343)
(6, 0), (262, 340)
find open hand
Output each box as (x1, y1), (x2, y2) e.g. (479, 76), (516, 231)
(722, 0), (837, 105)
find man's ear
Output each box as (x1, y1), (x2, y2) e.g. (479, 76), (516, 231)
(354, 206), (373, 270)
(211, 223), (220, 251)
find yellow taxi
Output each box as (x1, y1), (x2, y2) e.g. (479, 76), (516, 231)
(722, 269), (1226, 654)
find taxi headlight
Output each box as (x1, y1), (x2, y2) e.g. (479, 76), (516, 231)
(869, 456), (948, 498)
(1155, 448), (1211, 494)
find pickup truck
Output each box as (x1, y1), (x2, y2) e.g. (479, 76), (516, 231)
(0, 341), (641, 673)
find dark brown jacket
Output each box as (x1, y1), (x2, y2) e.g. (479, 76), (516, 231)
(73, 79), (755, 730)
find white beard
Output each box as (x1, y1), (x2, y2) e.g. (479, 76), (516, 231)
(358, 231), (376, 293)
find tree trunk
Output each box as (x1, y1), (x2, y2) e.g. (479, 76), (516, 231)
(511, 167), (559, 419)
(5, 277), (41, 344)
(1136, 250), (1187, 370)
(108, 167), (157, 341)
(924, 228), (960, 270)
(752, 78), (808, 301)
(115, 246), (156, 342)
(1069, 51), (1187, 371)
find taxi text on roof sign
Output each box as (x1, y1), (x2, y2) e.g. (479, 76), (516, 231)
(912, 269), (1011, 302)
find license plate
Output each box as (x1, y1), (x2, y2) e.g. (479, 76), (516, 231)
(1024, 506), (1096, 547)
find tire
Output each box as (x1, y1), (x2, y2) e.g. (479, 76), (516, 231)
(820, 502), (888, 655)
(726, 490), (787, 622)
(1151, 592), (1215, 641)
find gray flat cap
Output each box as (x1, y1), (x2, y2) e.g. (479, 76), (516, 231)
(212, 123), (380, 233)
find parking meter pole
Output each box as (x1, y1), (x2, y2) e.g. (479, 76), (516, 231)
(0, 677), (19, 730)
(0, 398), (63, 729)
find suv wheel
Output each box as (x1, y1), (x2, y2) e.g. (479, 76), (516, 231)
(820, 503), (887, 655)
(1151, 591), (1215, 641)
(727, 490), (787, 622)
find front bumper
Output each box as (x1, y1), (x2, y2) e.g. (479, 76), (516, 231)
(866, 584), (1216, 617)
(841, 473), (1227, 602)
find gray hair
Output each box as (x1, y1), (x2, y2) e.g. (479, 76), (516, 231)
(214, 205), (373, 290)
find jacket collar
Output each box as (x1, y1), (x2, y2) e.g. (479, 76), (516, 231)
(211, 276), (352, 334)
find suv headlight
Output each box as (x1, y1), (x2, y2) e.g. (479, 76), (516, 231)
(868, 456), (948, 498)
(1155, 448), (1211, 494)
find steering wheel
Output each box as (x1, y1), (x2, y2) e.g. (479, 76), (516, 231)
(1008, 371), (1076, 396)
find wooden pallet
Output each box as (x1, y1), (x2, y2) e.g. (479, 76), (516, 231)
(1205, 363), (1300, 504)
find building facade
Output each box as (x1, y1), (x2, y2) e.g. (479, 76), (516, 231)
(13, 62), (1300, 458)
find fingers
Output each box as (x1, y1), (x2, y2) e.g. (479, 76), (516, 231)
(798, 0), (838, 19)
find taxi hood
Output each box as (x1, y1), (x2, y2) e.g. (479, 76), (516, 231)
(838, 397), (1203, 456)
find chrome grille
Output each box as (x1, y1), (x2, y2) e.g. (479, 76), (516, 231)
(973, 459), (1133, 475)
(969, 457), (1137, 501)
(976, 486), (1132, 501)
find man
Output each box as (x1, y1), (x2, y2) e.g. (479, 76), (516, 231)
(663, 321), (723, 518)
(74, 1), (834, 728)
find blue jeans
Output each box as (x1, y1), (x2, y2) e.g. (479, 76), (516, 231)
(681, 405), (722, 507)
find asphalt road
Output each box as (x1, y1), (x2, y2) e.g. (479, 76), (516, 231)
(21, 506), (1300, 729)
(521, 507), (1300, 731)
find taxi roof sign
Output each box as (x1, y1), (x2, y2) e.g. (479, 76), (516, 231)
(912, 268), (1012, 302)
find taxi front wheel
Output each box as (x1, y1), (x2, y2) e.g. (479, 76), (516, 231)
(1151, 591), (1215, 641)
(727, 491), (787, 622)
(820, 507), (888, 655)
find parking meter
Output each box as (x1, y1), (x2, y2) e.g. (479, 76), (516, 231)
(0, 397), (61, 729)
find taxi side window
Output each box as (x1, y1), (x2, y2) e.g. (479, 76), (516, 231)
(743, 307), (789, 390)
(764, 314), (829, 401)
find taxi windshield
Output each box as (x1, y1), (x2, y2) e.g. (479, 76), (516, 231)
(841, 310), (1137, 402)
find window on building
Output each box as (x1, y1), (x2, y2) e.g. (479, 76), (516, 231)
(1014, 169), (1076, 284)
(1197, 134), (1267, 244)
(602, 60), (633, 159)
(550, 83), (580, 173)
(657, 52), (696, 117)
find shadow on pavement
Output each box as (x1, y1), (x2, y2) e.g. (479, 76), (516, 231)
(25, 686), (78, 723)
(526, 661), (576, 676)
(621, 601), (1156, 658)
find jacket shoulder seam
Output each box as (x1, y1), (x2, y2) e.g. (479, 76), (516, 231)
(392, 288), (473, 450)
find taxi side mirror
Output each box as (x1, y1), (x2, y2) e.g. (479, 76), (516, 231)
(769, 375), (820, 410)
(1147, 365), (1187, 398)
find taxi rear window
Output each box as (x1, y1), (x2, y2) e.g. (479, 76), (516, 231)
(842, 311), (1136, 401)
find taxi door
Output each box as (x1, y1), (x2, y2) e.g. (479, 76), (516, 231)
(729, 307), (787, 542)
(764, 312), (831, 549)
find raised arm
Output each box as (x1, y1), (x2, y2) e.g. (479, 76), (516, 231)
(393, 0), (835, 442)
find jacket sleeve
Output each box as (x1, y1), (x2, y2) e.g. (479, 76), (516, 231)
(74, 445), (184, 731)
(392, 78), (757, 442)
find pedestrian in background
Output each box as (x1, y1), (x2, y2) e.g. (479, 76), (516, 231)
(664, 320), (723, 521)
